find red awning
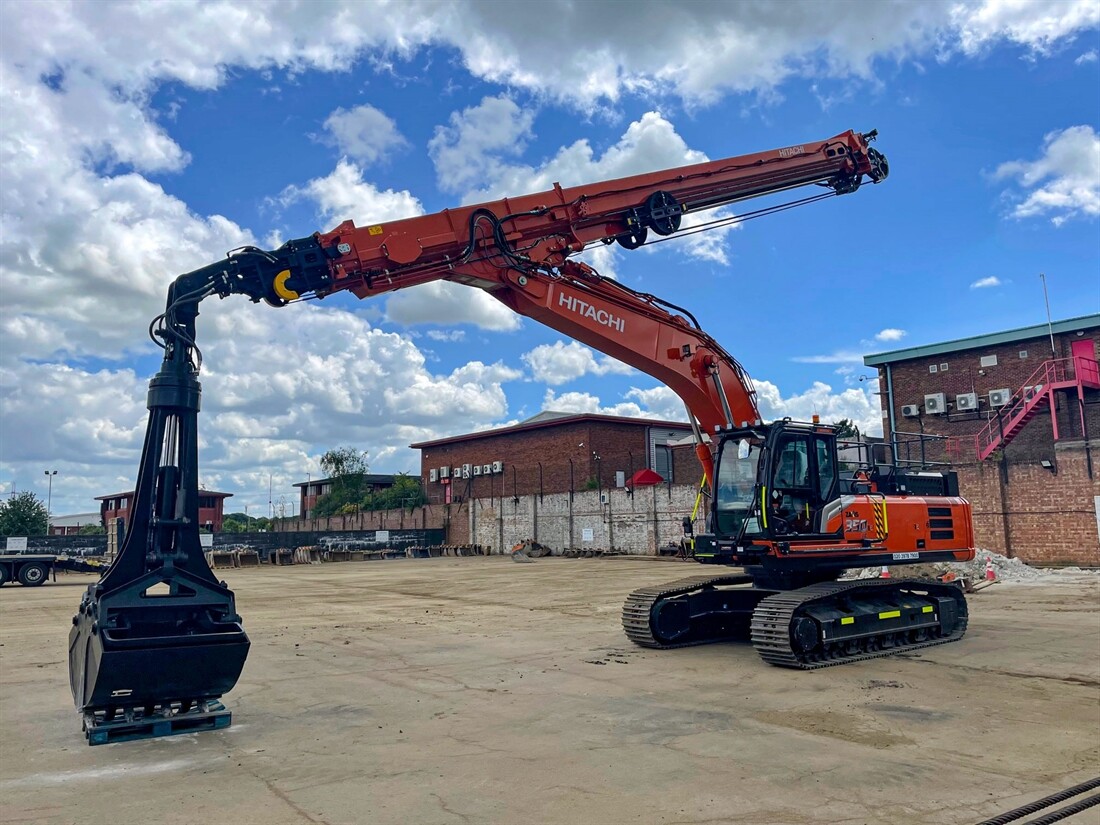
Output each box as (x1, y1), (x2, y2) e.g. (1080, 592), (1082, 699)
(627, 468), (664, 488)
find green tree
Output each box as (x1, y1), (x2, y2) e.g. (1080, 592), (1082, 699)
(832, 418), (859, 439)
(372, 474), (426, 510)
(78, 523), (106, 535)
(313, 447), (370, 517)
(0, 491), (49, 537)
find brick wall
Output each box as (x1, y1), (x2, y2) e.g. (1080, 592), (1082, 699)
(418, 420), (691, 502)
(881, 330), (1100, 462)
(955, 441), (1100, 566)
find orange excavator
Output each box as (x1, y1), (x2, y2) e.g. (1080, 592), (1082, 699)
(69, 128), (973, 743)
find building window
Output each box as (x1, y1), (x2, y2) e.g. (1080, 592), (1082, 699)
(939, 363), (949, 371)
(980, 354), (998, 367)
(1019, 350), (1028, 359)
(119, 498), (128, 509)
(928, 364), (938, 374)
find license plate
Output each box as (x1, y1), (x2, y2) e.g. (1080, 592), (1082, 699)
(892, 552), (919, 561)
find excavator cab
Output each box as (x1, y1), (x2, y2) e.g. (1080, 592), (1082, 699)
(712, 421), (841, 543)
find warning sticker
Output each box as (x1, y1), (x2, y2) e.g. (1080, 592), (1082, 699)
(368, 225), (383, 236)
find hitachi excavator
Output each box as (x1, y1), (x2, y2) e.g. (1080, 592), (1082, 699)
(69, 128), (973, 743)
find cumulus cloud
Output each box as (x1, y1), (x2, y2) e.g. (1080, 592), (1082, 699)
(995, 125), (1100, 225)
(874, 328), (907, 342)
(1077, 49), (1099, 64)
(274, 158), (423, 228)
(321, 104), (409, 165)
(542, 376), (883, 436)
(522, 341), (635, 385)
(970, 275), (1002, 288)
(753, 379), (883, 436)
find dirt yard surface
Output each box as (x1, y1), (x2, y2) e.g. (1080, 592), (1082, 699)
(1, 557), (1097, 825)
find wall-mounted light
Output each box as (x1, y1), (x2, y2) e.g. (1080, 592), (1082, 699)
(1039, 459), (1057, 475)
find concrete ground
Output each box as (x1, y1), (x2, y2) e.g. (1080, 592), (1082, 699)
(1, 557), (1097, 825)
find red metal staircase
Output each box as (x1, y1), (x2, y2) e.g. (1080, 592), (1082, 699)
(972, 351), (1100, 461)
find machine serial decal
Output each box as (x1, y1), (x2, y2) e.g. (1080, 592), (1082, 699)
(558, 292), (626, 333)
(892, 552), (919, 561)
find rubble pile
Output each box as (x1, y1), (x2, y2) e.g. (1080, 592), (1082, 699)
(844, 550), (1068, 583)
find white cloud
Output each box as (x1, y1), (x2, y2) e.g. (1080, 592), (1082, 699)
(384, 281), (522, 331)
(753, 379), (883, 436)
(1076, 49), (1099, 64)
(994, 125), (1100, 225)
(522, 341), (634, 385)
(428, 95), (535, 195)
(274, 158), (423, 228)
(970, 275), (1003, 288)
(0, 0), (1094, 115)
(791, 351), (869, 364)
(874, 328), (907, 342)
(542, 377), (882, 436)
(322, 104), (408, 165)
(426, 329), (467, 342)
(951, 0), (1099, 57)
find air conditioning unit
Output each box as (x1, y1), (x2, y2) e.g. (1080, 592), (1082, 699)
(429, 468), (438, 482)
(472, 465), (482, 476)
(1023, 384), (1043, 400)
(955, 392), (978, 411)
(452, 467), (462, 479)
(482, 464), (491, 475)
(989, 388), (1011, 407)
(901, 404), (920, 418)
(924, 393), (946, 414)
(492, 460), (503, 474)
(462, 463), (471, 479)
(439, 466), (450, 479)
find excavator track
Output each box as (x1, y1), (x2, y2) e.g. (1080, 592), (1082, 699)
(750, 578), (968, 669)
(622, 573), (756, 649)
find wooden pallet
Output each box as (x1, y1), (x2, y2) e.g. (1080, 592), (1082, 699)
(82, 700), (231, 746)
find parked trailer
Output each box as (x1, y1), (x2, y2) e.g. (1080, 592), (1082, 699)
(0, 555), (106, 587)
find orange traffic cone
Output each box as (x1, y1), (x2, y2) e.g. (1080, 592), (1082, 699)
(985, 556), (996, 581)
(879, 565), (890, 579)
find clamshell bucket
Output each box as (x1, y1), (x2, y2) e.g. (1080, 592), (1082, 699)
(69, 569), (249, 712)
(68, 284), (251, 733)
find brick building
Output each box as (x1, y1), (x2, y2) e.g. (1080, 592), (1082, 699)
(865, 314), (1100, 566)
(96, 489), (232, 533)
(48, 512), (102, 536)
(411, 412), (695, 504)
(294, 474), (402, 519)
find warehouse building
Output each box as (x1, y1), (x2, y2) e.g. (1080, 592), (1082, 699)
(411, 411), (697, 504)
(865, 314), (1100, 565)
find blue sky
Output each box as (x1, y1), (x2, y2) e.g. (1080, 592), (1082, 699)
(1, 1), (1097, 517)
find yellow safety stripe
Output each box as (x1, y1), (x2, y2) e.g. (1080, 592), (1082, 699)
(879, 610), (901, 620)
(840, 617), (855, 625)
(761, 486), (768, 528)
(922, 605), (934, 613)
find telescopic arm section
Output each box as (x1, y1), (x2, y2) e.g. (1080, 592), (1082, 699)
(201, 129), (887, 477)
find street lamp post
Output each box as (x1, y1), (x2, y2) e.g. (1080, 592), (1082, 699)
(43, 470), (57, 534)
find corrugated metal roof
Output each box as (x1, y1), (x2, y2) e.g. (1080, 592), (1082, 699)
(863, 314), (1100, 366)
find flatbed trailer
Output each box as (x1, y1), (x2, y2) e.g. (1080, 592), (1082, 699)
(0, 555), (106, 587)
